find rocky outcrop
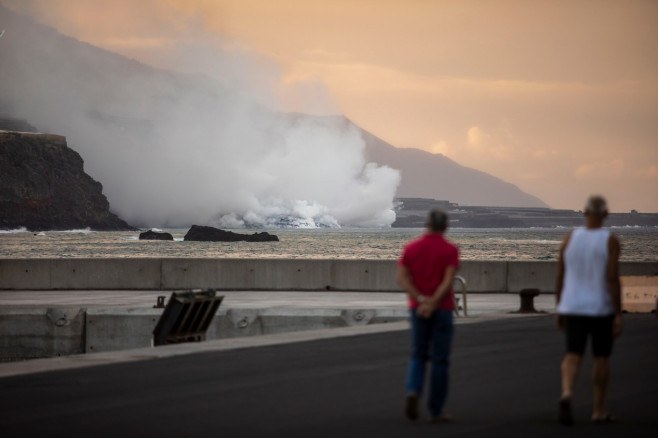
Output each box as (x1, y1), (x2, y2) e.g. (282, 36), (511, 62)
(0, 130), (135, 231)
(184, 225), (279, 242)
(0, 117), (38, 133)
(139, 230), (174, 240)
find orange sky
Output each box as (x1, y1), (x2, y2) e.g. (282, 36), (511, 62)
(4, 0), (657, 212)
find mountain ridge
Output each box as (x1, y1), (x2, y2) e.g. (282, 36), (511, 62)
(359, 126), (549, 208)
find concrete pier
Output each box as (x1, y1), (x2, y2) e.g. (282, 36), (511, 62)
(1, 258), (656, 360)
(1, 258), (656, 291)
(0, 290), (560, 360)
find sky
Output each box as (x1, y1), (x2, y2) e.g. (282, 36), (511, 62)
(3, 0), (657, 212)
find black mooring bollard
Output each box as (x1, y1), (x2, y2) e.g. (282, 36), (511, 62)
(515, 288), (541, 313)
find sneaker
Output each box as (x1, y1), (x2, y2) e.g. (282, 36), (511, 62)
(404, 393), (419, 420)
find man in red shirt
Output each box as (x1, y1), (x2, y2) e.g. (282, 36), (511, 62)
(397, 209), (459, 423)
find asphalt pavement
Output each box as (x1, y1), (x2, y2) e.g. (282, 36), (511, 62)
(1, 313), (656, 438)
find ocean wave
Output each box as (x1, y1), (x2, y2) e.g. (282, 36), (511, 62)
(486, 238), (560, 245)
(0, 227), (28, 234)
(59, 228), (93, 234)
(127, 234), (184, 241)
(0, 227), (95, 234)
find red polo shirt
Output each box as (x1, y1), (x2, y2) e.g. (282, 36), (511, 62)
(398, 233), (460, 310)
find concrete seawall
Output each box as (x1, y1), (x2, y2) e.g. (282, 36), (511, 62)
(0, 304), (408, 360)
(1, 258), (656, 292)
(2, 259), (655, 361)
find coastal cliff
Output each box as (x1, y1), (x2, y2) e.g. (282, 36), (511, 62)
(0, 130), (135, 231)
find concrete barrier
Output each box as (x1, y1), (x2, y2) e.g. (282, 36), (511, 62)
(1, 258), (657, 292)
(86, 308), (161, 353)
(460, 261), (508, 292)
(51, 259), (162, 290)
(161, 259), (336, 290)
(0, 259), (52, 289)
(507, 262), (558, 293)
(5, 306), (408, 356)
(330, 260), (397, 291)
(620, 262), (658, 276)
(0, 307), (85, 360)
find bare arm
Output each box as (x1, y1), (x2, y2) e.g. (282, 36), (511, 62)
(607, 234), (622, 313)
(555, 231), (572, 330)
(397, 263), (457, 318)
(607, 234), (623, 337)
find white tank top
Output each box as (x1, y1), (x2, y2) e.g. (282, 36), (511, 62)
(557, 227), (614, 316)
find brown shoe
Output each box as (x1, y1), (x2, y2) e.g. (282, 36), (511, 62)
(429, 413), (453, 423)
(404, 393), (419, 420)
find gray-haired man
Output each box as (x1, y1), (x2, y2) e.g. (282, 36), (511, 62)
(555, 195), (622, 425)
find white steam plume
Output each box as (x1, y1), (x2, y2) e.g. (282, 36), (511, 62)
(0, 5), (400, 228)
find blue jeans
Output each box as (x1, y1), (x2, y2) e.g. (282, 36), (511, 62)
(406, 308), (454, 417)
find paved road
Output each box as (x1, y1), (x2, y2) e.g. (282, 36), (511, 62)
(0, 289), (558, 314)
(1, 315), (656, 438)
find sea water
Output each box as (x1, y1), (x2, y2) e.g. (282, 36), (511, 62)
(0, 227), (656, 261)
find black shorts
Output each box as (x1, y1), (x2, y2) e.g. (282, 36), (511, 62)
(564, 315), (614, 357)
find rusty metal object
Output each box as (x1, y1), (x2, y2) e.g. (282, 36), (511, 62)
(152, 289), (223, 346)
(153, 296), (166, 309)
(513, 288), (542, 313)
(454, 276), (468, 317)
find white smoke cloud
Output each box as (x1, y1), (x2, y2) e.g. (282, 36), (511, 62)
(0, 4), (400, 228)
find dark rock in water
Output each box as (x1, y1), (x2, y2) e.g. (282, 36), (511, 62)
(184, 225), (279, 242)
(247, 231), (280, 242)
(139, 230), (174, 241)
(0, 130), (136, 231)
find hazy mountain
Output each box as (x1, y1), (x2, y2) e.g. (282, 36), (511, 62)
(280, 114), (549, 208)
(0, 4), (548, 230)
(360, 129), (549, 208)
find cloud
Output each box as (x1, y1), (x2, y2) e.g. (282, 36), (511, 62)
(431, 125), (518, 171)
(532, 149), (558, 159)
(637, 165), (657, 179)
(573, 162), (657, 181)
(574, 160), (626, 180)
(277, 75), (340, 116)
(466, 126), (485, 147)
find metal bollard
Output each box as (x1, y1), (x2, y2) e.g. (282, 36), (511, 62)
(153, 296), (166, 309)
(454, 276), (468, 317)
(515, 288), (541, 313)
